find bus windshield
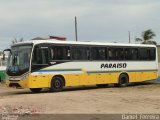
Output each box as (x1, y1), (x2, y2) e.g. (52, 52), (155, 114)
(7, 45), (32, 76)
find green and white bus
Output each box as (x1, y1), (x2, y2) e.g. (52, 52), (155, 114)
(0, 55), (7, 82)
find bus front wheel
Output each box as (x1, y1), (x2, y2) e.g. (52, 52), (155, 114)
(115, 74), (129, 87)
(30, 88), (42, 93)
(50, 76), (64, 92)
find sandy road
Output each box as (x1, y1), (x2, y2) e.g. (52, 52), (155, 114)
(0, 81), (160, 114)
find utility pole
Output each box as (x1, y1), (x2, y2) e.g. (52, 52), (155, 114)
(128, 31), (131, 43)
(75, 16), (78, 41)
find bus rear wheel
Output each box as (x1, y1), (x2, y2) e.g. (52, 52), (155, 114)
(30, 88), (42, 93)
(115, 74), (129, 87)
(50, 76), (64, 92)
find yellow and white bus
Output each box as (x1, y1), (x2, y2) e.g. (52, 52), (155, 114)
(4, 39), (158, 92)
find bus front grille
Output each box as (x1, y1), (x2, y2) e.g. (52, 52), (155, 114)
(9, 83), (21, 88)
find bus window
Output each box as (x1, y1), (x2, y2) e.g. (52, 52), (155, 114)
(32, 46), (49, 65)
(108, 48), (124, 60)
(124, 48), (138, 60)
(115, 48), (124, 60)
(124, 48), (130, 60)
(72, 46), (89, 60)
(108, 48), (112, 60)
(132, 48), (138, 60)
(91, 47), (106, 60)
(139, 48), (148, 60)
(148, 48), (156, 60)
(32, 47), (41, 64)
(50, 46), (70, 60)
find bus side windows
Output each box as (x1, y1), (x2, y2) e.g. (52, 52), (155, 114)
(108, 48), (124, 60)
(32, 47), (42, 64)
(72, 46), (89, 60)
(124, 48), (138, 60)
(139, 47), (156, 61)
(32, 46), (49, 64)
(150, 48), (156, 60)
(91, 47), (106, 60)
(48, 45), (156, 61)
(138, 47), (156, 61)
(50, 46), (71, 60)
(41, 48), (49, 64)
(115, 48), (124, 60)
(139, 48), (148, 60)
(131, 48), (138, 60)
(148, 48), (156, 60)
(108, 48), (112, 60)
(124, 47), (156, 61)
(124, 48), (129, 60)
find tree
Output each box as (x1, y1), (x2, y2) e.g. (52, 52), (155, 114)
(135, 29), (157, 45)
(142, 29), (155, 41)
(135, 37), (143, 43)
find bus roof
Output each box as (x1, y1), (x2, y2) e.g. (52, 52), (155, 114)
(12, 39), (156, 48)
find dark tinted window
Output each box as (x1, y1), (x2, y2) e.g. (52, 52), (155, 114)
(139, 47), (156, 61)
(48, 45), (156, 61)
(139, 48), (148, 60)
(148, 48), (156, 60)
(50, 46), (70, 60)
(72, 46), (89, 60)
(108, 48), (124, 60)
(91, 47), (106, 60)
(32, 46), (49, 64)
(124, 48), (138, 60)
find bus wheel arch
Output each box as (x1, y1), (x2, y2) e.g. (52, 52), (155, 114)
(115, 73), (129, 87)
(50, 75), (65, 92)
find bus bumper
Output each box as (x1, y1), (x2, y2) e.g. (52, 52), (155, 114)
(5, 79), (29, 89)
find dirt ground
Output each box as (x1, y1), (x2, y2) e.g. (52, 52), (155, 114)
(0, 81), (160, 115)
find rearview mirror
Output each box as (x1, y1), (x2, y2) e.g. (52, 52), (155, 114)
(3, 49), (11, 60)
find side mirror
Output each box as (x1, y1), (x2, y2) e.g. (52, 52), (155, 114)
(2, 54), (5, 60)
(3, 49), (11, 60)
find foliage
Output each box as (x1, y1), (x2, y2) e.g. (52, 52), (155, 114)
(135, 29), (157, 45)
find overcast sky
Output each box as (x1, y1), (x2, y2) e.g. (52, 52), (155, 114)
(0, 0), (160, 51)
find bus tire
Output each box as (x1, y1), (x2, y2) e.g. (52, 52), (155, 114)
(30, 88), (42, 93)
(115, 74), (129, 87)
(50, 76), (64, 92)
(96, 84), (108, 88)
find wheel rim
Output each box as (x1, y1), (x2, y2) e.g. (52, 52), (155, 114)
(121, 76), (127, 85)
(54, 79), (61, 89)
